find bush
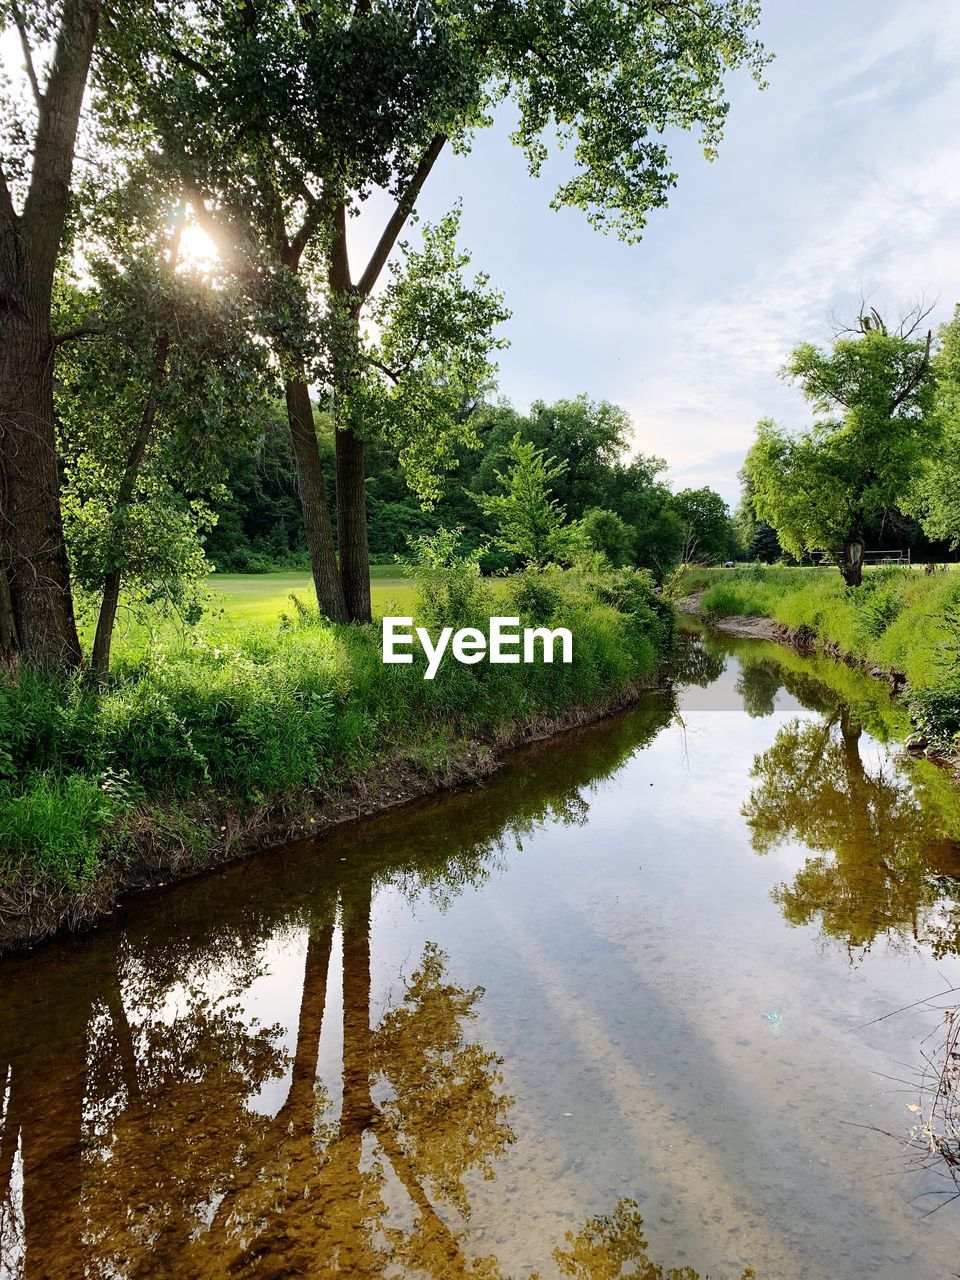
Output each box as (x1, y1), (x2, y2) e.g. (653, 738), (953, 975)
(1, 561), (674, 893)
(908, 687), (960, 757)
(405, 527), (491, 630)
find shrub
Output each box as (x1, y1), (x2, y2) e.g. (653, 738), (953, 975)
(0, 561), (674, 894)
(0, 773), (126, 888)
(693, 563), (960, 751)
(405, 527), (491, 630)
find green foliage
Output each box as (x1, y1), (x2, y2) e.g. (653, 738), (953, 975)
(55, 200), (272, 625)
(0, 774), (126, 889)
(357, 209), (510, 507)
(472, 397), (632, 515)
(576, 507), (634, 566)
(746, 520), (781, 563)
(102, 0), (766, 251)
(670, 485), (733, 562)
(202, 392), (712, 580)
(907, 688), (960, 758)
(695, 564), (960, 749)
(746, 321), (939, 581)
(909, 305), (960, 548)
(405, 527), (490, 630)
(851, 574), (904, 640)
(476, 434), (573, 567)
(1, 563), (673, 892)
(204, 405), (314, 572)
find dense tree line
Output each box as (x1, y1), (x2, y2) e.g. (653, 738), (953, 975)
(204, 394), (740, 576)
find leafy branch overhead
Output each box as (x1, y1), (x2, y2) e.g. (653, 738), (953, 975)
(354, 208), (511, 507)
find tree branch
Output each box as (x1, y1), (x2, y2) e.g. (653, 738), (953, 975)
(889, 330), (933, 416)
(355, 132), (446, 299)
(50, 322), (106, 345)
(328, 198), (352, 295)
(369, 356), (400, 383)
(11, 0), (44, 109)
(164, 40), (218, 83)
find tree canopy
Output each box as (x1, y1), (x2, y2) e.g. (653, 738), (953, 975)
(744, 315), (938, 585)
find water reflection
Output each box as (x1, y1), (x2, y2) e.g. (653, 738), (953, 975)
(734, 650), (960, 959)
(4, 692), (751, 1280)
(6, 633), (960, 1276)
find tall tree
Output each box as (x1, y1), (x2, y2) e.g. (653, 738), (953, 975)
(745, 310), (938, 586)
(102, 0), (766, 621)
(55, 192), (270, 675)
(477, 433), (571, 567)
(670, 485), (732, 563)
(0, 0), (101, 668)
(909, 305), (960, 550)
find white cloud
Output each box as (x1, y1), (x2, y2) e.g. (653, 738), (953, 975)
(517, 2), (960, 503)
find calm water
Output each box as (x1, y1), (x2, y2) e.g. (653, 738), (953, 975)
(3, 630), (960, 1279)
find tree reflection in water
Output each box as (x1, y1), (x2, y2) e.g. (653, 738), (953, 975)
(740, 657), (960, 959)
(0, 691), (743, 1279)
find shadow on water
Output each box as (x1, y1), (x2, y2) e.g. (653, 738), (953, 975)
(3, 632), (960, 1275)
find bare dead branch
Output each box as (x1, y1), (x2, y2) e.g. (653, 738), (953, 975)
(889, 329), (932, 416)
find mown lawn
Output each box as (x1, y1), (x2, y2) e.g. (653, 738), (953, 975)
(207, 568), (416, 626)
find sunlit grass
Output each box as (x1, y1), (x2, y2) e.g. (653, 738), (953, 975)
(206, 570), (416, 626)
(691, 564), (960, 695)
(5, 567), (673, 890)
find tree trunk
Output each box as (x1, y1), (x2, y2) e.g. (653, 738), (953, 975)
(340, 874), (374, 1136)
(0, 325), (83, 669)
(91, 339), (167, 677)
(0, 0), (101, 671)
(0, 561), (19, 669)
(91, 566), (122, 676)
(840, 539), (865, 587)
(12, 990), (90, 1279)
(335, 421), (372, 624)
(284, 375), (347, 622)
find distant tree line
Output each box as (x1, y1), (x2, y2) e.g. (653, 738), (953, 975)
(204, 395), (740, 577)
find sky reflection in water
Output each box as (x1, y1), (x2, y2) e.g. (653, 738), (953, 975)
(2, 631), (960, 1279)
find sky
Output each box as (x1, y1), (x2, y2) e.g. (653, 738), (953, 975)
(5, 2), (960, 507)
(349, 0), (960, 506)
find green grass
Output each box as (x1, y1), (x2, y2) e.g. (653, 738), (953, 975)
(1, 566), (673, 895)
(687, 563), (960, 753)
(206, 570), (416, 627)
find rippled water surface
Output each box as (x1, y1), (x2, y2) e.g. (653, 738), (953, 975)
(3, 630), (960, 1279)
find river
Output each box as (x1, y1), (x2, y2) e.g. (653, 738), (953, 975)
(2, 628), (960, 1279)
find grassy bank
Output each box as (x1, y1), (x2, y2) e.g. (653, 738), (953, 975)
(0, 565), (673, 949)
(686, 564), (960, 756)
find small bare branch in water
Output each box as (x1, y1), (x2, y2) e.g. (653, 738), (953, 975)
(903, 1005), (960, 1201)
